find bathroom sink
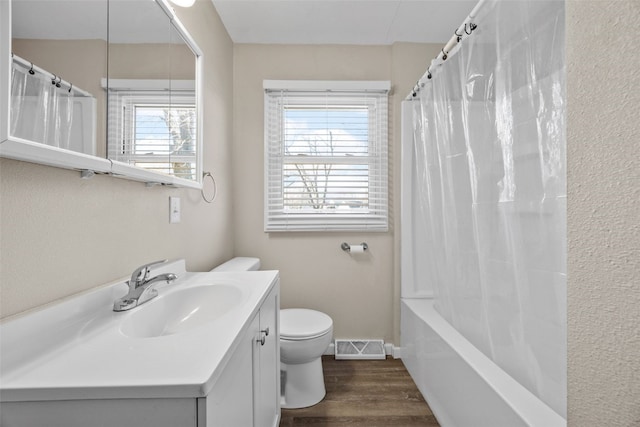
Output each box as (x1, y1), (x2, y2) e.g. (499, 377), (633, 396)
(120, 285), (243, 338)
(0, 263), (280, 406)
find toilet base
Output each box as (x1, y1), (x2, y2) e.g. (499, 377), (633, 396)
(281, 357), (326, 409)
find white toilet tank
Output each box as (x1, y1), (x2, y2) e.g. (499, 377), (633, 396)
(211, 257), (261, 272)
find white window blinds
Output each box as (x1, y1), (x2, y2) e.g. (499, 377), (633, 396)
(107, 86), (197, 180)
(264, 81), (389, 232)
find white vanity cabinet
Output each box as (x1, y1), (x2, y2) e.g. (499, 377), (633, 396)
(198, 283), (280, 427)
(0, 268), (281, 427)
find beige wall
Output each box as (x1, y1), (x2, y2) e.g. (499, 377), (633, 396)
(232, 43), (437, 343)
(567, 1), (640, 425)
(109, 43), (195, 80)
(0, 0), (234, 318)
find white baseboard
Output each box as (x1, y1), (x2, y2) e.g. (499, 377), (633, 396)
(324, 343), (336, 355)
(323, 341), (402, 359)
(385, 343), (403, 359)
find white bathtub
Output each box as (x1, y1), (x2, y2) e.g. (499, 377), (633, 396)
(401, 299), (566, 427)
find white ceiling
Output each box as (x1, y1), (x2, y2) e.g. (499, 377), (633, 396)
(211, 0), (479, 45)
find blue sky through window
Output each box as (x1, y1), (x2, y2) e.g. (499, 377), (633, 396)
(284, 107), (368, 156)
(282, 106), (370, 211)
(134, 105), (195, 155)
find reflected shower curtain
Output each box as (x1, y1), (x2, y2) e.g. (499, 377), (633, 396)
(10, 61), (74, 149)
(409, 0), (566, 417)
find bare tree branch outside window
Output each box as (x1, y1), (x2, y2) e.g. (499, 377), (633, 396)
(286, 131), (334, 210)
(163, 106), (195, 180)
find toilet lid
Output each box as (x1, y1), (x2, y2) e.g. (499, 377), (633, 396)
(280, 309), (333, 340)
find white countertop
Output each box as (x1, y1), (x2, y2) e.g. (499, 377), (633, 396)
(0, 262), (279, 402)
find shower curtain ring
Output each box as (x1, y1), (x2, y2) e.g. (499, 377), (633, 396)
(427, 70), (432, 80)
(51, 75), (57, 85)
(29, 63), (35, 75)
(465, 23), (472, 35)
(442, 49), (448, 61)
(454, 28), (462, 42)
(68, 83), (73, 93)
(55, 77), (61, 88)
(469, 22), (477, 33)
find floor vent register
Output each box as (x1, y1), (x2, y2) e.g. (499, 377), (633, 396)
(334, 339), (386, 360)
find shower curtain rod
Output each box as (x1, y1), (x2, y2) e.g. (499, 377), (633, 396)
(11, 53), (93, 98)
(405, 0), (487, 100)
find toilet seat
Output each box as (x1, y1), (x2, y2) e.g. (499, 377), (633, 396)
(281, 309), (333, 341)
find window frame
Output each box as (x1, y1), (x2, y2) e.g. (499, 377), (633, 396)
(264, 80), (390, 232)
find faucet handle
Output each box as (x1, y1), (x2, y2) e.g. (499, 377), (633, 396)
(130, 259), (168, 287)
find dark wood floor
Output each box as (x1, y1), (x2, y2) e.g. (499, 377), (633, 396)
(279, 356), (440, 427)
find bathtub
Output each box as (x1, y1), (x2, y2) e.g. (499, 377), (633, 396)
(401, 299), (566, 427)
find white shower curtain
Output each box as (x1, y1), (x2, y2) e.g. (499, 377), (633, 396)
(408, 0), (566, 417)
(11, 60), (74, 150)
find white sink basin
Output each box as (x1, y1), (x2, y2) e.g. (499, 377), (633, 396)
(120, 285), (243, 338)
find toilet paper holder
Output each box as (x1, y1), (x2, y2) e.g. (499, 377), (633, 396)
(341, 242), (368, 253)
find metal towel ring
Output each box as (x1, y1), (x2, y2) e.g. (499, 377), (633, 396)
(201, 171), (217, 203)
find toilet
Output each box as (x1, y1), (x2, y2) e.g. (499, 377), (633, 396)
(211, 257), (333, 409)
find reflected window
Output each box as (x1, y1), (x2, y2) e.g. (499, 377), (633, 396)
(109, 90), (196, 180)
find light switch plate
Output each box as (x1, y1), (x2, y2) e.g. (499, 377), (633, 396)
(170, 197), (181, 223)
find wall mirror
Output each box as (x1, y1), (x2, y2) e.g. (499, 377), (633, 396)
(0, 0), (203, 188)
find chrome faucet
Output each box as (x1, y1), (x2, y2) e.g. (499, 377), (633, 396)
(113, 260), (177, 312)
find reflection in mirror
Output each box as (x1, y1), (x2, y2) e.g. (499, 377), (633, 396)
(10, 0), (107, 156)
(107, 0), (198, 181)
(5, 0), (201, 187)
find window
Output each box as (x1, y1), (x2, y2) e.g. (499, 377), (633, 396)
(108, 87), (197, 180)
(264, 80), (389, 232)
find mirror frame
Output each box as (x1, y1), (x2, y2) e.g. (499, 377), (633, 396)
(0, 0), (203, 189)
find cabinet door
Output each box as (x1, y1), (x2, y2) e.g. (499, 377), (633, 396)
(254, 285), (280, 427)
(200, 315), (257, 427)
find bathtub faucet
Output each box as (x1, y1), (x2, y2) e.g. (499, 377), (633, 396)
(113, 259), (177, 312)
